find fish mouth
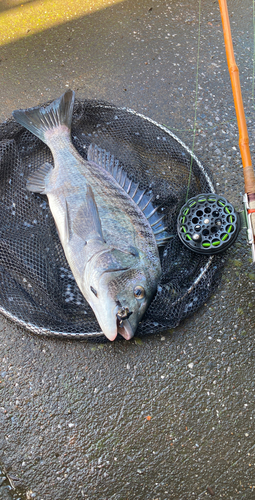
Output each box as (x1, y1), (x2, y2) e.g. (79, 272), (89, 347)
(116, 317), (134, 340)
(94, 304), (134, 341)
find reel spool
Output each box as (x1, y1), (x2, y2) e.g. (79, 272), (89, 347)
(177, 193), (240, 255)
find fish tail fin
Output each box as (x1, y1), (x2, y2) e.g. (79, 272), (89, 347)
(12, 89), (75, 145)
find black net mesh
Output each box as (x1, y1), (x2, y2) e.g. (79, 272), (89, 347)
(0, 98), (226, 339)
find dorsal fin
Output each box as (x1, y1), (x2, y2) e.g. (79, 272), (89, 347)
(87, 144), (173, 247)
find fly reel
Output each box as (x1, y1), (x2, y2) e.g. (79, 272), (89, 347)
(177, 193), (240, 254)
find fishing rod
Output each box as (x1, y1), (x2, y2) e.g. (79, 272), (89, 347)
(218, 0), (255, 261)
(177, 0), (255, 260)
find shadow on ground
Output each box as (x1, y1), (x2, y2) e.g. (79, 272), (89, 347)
(0, 0), (255, 499)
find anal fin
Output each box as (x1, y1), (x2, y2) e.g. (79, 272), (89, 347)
(26, 162), (53, 193)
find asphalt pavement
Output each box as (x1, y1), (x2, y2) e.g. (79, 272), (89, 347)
(0, 0), (255, 499)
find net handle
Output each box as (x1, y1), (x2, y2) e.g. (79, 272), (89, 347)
(218, 0), (255, 195)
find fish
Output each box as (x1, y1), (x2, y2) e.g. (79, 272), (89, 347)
(12, 90), (171, 341)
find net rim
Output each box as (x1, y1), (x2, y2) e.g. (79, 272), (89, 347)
(0, 103), (217, 339)
(114, 105), (215, 194)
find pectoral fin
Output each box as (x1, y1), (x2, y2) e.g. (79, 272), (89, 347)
(26, 162), (53, 194)
(65, 184), (104, 245)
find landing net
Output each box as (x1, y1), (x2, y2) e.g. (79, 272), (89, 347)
(0, 99), (226, 338)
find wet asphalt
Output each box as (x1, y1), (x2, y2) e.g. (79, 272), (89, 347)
(0, 0), (255, 499)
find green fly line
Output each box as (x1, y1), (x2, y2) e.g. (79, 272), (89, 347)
(185, 0), (202, 203)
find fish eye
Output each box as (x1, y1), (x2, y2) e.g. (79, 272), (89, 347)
(133, 285), (145, 300)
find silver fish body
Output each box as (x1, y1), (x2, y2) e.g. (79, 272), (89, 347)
(13, 90), (166, 341)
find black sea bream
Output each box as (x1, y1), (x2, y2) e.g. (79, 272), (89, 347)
(13, 90), (170, 341)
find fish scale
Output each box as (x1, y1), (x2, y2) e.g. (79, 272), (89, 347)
(49, 140), (159, 256)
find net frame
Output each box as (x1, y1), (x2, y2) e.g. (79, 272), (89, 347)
(0, 98), (226, 339)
